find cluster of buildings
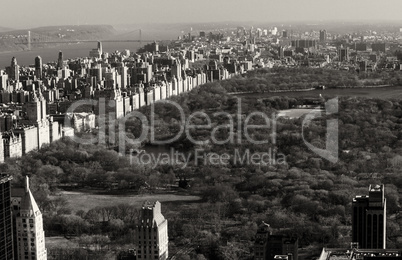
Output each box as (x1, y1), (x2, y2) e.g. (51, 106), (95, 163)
(254, 184), (398, 260)
(1, 173), (169, 260)
(192, 25), (402, 72)
(0, 29), (269, 161)
(1, 25), (399, 163)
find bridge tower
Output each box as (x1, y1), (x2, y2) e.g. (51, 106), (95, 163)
(28, 31), (31, 51)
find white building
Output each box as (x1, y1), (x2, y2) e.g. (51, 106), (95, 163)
(11, 176), (47, 260)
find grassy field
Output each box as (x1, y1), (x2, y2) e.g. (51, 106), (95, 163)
(55, 190), (201, 213)
(277, 108), (322, 119)
(237, 86), (402, 99)
(46, 236), (77, 248)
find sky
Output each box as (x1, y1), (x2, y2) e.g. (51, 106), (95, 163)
(3, 0), (402, 29)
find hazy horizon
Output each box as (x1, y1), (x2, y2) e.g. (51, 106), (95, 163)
(3, 0), (402, 30)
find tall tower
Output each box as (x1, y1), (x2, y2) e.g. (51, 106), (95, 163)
(10, 57), (19, 81)
(136, 201), (168, 260)
(35, 56), (43, 79)
(0, 175), (14, 260)
(352, 184), (386, 249)
(97, 41), (102, 54)
(11, 176), (47, 260)
(320, 30), (327, 42)
(57, 51), (63, 70)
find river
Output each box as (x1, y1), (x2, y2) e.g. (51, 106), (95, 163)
(0, 42), (143, 68)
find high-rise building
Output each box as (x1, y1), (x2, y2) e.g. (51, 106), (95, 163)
(11, 176), (47, 260)
(10, 57), (19, 81)
(282, 30), (288, 38)
(355, 43), (367, 51)
(57, 51), (63, 70)
(352, 184), (387, 249)
(97, 41), (102, 54)
(371, 43), (386, 52)
(278, 46), (284, 59)
(291, 39), (317, 49)
(319, 30), (327, 42)
(89, 42), (102, 59)
(338, 48), (349, 62)
(35, 56), (43, 79)
(0, 175), (14, 260)
(136, 201), (168, 260)
(254, 222), (298, 260)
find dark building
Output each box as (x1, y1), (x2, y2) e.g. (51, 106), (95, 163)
(338, 48), (349, 62)
(291, 39), (317, 49)
(352, 184), (386, 249)
(284, 50), (294, 57)
(0, 175), (14, 260)
(319, 30), (327, 42)
(359, 60), (367, 73)
(282, 30), (288, 38)
(371, 43), (386, 52)
(278, 46), (284, 59)
(355, 43), (368, 51)
(57, 51), (64, 70)
(35, 56), (43, 79)
(9, 57), (19, 82)
(254, 222), (298, 260)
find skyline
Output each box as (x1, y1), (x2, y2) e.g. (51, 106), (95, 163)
(3, 0), (402, 29)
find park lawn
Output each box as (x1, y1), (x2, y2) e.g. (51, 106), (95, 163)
(54, 190), (201, 213)
(237, 86), (402, 99)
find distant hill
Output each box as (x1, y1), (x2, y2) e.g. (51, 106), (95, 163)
(0, 26), (14, 33)
(0, 25), (117, 53)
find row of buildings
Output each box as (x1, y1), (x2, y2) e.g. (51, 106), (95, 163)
(0, 31), (264, 161)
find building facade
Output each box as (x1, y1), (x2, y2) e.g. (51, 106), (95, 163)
(254, 222), (298, 260)
(0, 175), (14, 260)
(352, 184), (387, 249)
(136, 201), (168, 260)
(11, 176), (47, 260)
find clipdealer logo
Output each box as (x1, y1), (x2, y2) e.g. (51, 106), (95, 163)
(65, 97), (339, 167)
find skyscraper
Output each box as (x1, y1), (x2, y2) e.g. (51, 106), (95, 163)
(0, 175), (14, 260)
(320, 30), (327, 42)
(10, 57), (19, 81)
(97, 41), (103, 54)
(136, 201), (168, 260)
(352, 184), (387, 249)
(338, 48), (349, 62)
(57, 51), (63, 70)
(11, 176), (47, 260)
(35, 56), (43, 79)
